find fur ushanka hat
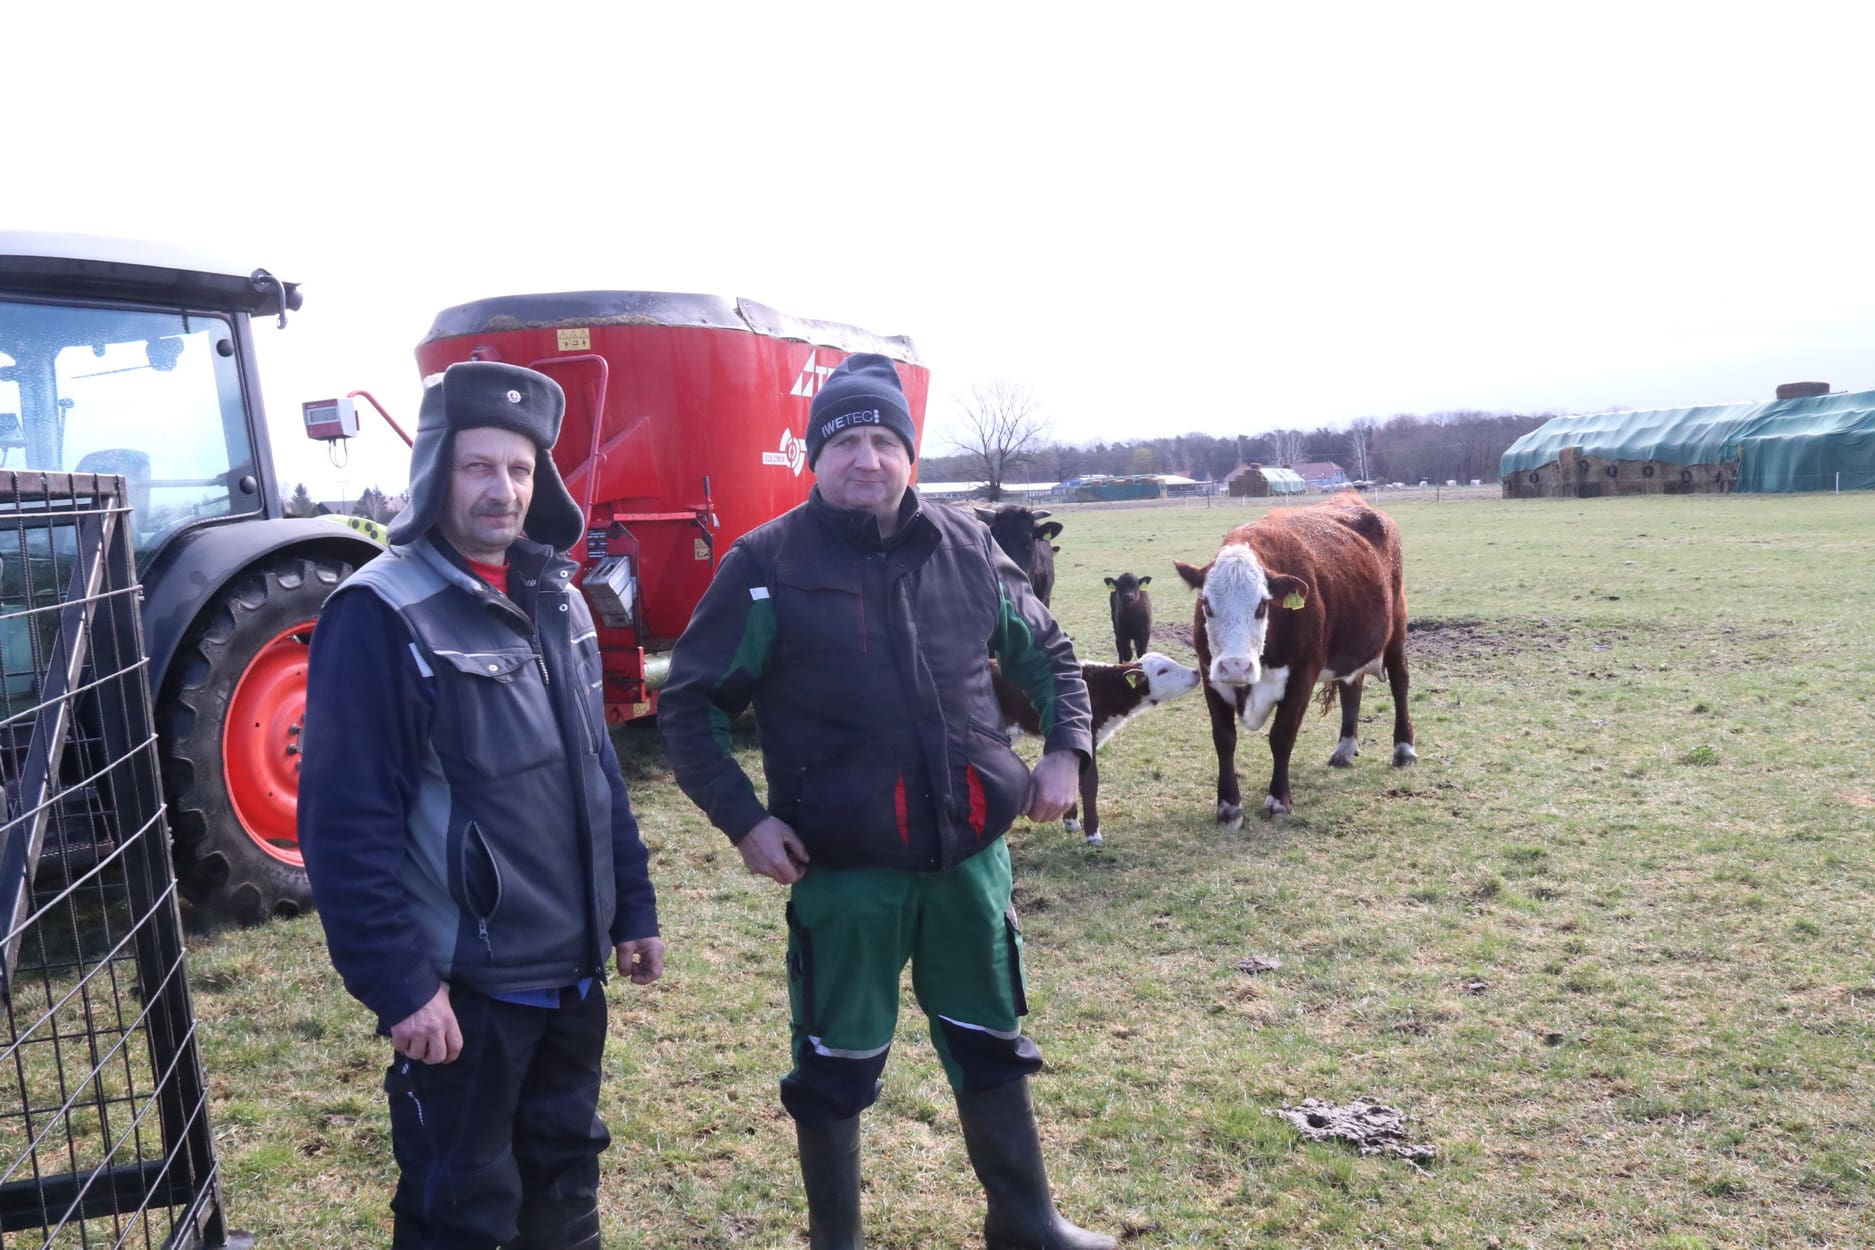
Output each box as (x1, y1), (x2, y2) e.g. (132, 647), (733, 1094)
(388, 360), (584, 552)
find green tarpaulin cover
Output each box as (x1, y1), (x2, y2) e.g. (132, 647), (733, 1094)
(1262, 467), (1306, 494)
(1500, 389), (1875, 492)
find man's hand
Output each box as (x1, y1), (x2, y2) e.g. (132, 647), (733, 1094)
(390, 985), (463, 1065)
(616, 936), (666, 985)
(1024, 750), (1082, 823)
(737, 816), (810, 885)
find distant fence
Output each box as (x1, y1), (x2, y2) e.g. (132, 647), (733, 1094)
(1040, 483), (1504, 513)
(0, 472), (248, 1249)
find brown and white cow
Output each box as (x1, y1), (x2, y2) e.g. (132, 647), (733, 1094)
(993, 652), (1201, 844)
(1174, 494), (1416, 825)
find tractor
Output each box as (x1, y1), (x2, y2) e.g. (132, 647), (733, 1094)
(0, 234), (383, 922)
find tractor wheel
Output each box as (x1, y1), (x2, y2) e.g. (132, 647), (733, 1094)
(159, 554), (352, 923)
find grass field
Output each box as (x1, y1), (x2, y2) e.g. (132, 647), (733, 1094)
(187, 491), (1874, 1248)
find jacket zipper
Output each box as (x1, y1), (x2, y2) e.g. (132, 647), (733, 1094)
(462, 820), (502, 960)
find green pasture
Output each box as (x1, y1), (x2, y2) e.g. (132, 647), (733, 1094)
(190, 491), (1873, 1248)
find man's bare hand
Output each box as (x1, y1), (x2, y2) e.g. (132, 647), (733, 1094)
(616, 936), (666, 985)
(737, 816), (810, 884)
(1024, 750), (1082, 823)
(390, 985), (462, 1065)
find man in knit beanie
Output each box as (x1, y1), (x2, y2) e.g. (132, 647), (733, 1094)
(662, 353), (1113, 1248)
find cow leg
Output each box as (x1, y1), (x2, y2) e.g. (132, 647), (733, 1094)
(1385, 631), (1417, 766)
(1263, 667), (1320, 816)
(1115, 634), (1130, 663)
(1328, 675), (1363, 767)
(1204, 683), (1244, 829)
(1079, 753), (1102, 845)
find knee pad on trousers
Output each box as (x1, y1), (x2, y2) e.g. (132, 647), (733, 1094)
(936, 1018), (1044, 1092)
(781, 1041), (890, 1123)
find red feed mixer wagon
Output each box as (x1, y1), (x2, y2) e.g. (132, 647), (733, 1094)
(412, 290), (929, 721)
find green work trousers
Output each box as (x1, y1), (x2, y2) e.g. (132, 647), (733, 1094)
(780, 837), (1043, 1123)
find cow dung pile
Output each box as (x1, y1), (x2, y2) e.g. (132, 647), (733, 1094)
(1270, 1098), (1436, 1164)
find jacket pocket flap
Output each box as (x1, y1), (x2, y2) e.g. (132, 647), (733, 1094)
(434, 648), (536, 680)
(775, 560), (862, 594)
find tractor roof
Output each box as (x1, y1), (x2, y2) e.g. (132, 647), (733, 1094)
(0, 231), (301, 317)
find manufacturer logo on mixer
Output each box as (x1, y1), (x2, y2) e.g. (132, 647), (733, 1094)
(789, 351), (838, 398)
(760, 427), (807, 476)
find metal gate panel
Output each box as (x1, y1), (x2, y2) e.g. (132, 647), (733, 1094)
(0, 472), (247, 1250)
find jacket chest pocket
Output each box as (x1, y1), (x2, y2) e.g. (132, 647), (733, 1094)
(433, 648), (563, 778)
(774, 563), (868, 658)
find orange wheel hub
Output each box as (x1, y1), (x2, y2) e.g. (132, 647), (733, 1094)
(222, 619), (317, 866)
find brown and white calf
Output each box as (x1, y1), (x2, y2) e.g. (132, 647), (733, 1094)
(1173, 494), (1415, 826)
(993, 652), (1201, 845)
(1104, 572), (1153, 662)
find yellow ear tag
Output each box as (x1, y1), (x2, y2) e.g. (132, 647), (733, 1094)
(1125, 670), (1145, 689)
(1282, 591), (1306, 610)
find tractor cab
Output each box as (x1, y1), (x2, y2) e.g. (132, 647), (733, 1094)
(0, 291), (269, 565)
(1, 234), (383, 921)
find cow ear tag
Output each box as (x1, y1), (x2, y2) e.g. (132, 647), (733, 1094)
(1125, 670), (1146, 689)
(1282, 591), (1306, 610)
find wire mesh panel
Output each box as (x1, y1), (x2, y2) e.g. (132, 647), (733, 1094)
(0, 472), (246, 1250)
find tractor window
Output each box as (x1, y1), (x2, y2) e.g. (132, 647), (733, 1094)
(0, 298), (259, 561)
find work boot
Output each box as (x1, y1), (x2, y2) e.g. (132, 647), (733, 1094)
(507, 1202), (600, 1250)
(796, 1113), (865, 1250)
(956, 1079), (1116, 1250)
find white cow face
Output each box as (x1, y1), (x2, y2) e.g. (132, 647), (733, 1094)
(1176, 546), (1309, 689)
(1136, 652), (1201, 703)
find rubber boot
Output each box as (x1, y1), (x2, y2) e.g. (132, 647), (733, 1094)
(507, 1203), (600, 1250)
(796, 1114), (865, 1250)
(956, 1079), (1116, 1250)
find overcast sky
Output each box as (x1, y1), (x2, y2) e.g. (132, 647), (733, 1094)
(13, 2), (1874, 499)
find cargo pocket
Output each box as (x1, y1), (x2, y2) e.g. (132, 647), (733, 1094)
(785, 900), (818, 1036)
(1003, 905), (1029, 1017)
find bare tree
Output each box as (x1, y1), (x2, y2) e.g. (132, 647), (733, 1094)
(1268, 428), (1309, 467)
(1344, 419), (1377, 483)
(950, 381), (1049, 501)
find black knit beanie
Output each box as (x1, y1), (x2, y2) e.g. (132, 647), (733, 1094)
(806, 353), (917, 468)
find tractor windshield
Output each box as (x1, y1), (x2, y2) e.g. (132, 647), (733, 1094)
(0, 298), (261, 563)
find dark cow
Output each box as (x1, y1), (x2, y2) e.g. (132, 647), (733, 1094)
(975, 505), (1063, 606)
(1173, 493), (1416, 826)
(1104, 572), (1152, 662)
(993, 652), (1200, 845)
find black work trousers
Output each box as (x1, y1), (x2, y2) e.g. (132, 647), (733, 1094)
(385, 983), (609, 1250)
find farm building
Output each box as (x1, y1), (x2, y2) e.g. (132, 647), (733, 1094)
(1227, 463), (1307, 497)
(1501, 383), (1875, 498)
(1291, 460), (1350, 490)
(1072, 474), (1163, 502)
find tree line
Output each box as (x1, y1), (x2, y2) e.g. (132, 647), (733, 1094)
(284, 482), (401, 521)
(926, 407), (1555, 496)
